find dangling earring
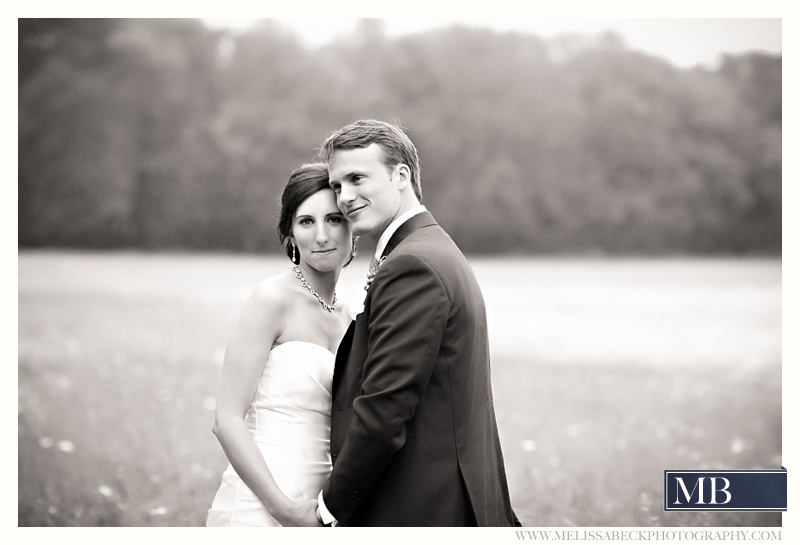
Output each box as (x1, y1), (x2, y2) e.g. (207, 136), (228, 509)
(291, 242), (297, 264)
(351, 236), (358, 259)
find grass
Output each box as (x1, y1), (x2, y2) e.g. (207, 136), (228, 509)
(18, 252), (782, 526)
(494, 359), (781, 526)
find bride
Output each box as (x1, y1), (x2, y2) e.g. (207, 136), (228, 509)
(207, 163), (354, 526)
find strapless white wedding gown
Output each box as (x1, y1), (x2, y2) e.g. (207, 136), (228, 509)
(207, 341), (334, 526)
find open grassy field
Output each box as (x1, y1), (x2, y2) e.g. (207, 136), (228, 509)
(18, 252), (782, 526)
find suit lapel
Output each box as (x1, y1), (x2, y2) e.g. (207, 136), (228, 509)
(332, 319), (356, 394)
(332, 212), (437, 394)
(381, 211), (437, 259)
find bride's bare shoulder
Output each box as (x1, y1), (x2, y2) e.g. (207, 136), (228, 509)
(249, 271), (295, 311)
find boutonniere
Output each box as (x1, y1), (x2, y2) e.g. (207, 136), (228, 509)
(364, 256), (387, 292)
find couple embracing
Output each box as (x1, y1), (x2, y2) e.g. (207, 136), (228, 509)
(207, 120), (519, 527)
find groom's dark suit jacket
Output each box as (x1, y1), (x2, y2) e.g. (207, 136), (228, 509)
(322, 211), (518, 526)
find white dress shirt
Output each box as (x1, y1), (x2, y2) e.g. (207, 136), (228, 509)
(373, 204), (427, 260)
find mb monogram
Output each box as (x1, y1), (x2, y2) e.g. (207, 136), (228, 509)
(664, 469), (787, 512)
(672, 476), (732, 506)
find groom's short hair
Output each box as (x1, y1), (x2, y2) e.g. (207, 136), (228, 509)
(319, 119), (422, 200)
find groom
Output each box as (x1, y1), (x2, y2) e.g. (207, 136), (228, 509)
(313, 120), (518, 526)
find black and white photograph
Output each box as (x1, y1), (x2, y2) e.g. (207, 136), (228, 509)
(16, 11), (789, 536)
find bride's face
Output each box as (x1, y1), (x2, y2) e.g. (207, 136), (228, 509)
(291, 188), (352, 272)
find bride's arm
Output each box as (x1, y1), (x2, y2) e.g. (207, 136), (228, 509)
(212, 279), (319, 527)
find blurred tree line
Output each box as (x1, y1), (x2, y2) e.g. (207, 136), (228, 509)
(19, 19), (781, 254)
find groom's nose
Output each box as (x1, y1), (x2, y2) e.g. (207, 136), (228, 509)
(338, 183), (356, 206)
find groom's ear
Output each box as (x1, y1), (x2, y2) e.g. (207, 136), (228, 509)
(393, 163), (411, 189)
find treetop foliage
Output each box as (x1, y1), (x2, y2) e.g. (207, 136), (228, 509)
(19, 19), (781, 254)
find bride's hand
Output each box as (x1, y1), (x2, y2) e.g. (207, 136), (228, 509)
(276, 498), (322, 527)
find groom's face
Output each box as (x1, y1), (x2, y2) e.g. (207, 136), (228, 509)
(328, 143), (404, 238)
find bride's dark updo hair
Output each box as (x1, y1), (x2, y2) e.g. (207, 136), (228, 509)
(277, 163), (354, 266)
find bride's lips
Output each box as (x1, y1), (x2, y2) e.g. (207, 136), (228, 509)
(313, 249), (336, 255)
